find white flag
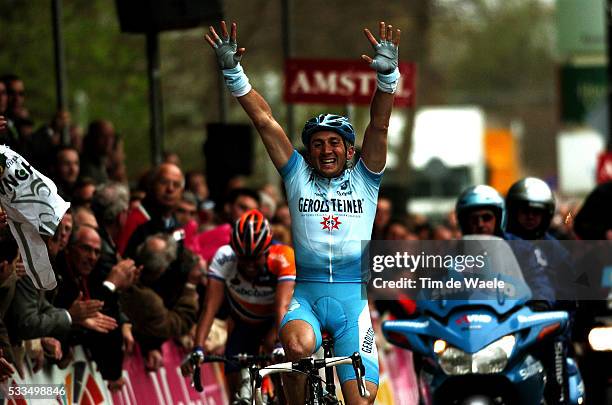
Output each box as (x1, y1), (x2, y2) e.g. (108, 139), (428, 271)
(0, 145), (70, 290)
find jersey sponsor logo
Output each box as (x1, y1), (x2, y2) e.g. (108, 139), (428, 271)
(321, 215), (341, 231)
(214, 253), (236, 268)
(298, 197), (364, 214)
(230, 285), (274, 298)
(230, 271), (276, 287)
(336, 180), (352, 196)
(361, 327), (375, 354)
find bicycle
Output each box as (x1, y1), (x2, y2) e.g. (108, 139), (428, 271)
(189, 352), (284, 405)
(251, 336), (370, 405)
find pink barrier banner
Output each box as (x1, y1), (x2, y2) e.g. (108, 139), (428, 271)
(385, 347), (419, 405)
(0, 343), (417, 404)
(112, 342), (227, 405)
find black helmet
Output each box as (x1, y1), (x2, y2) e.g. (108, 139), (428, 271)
(505, 177), (555, 239)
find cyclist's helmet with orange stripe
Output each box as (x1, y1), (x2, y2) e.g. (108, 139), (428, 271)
(230, 209), (273, 258)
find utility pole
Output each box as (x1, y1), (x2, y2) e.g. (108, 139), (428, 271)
(281, 0), (295, 140)
(51, 0), (69, 145)
(607, 0), (612, 150)
(146, 31), (164, 165)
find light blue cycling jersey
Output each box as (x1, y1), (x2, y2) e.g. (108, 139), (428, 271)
(279, 150), (382, 283)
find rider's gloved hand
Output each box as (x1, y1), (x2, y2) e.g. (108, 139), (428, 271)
(205, 21), (251, 97)
(271, 344), (285, 360)
(367, 37), (398, 74)
(362, 21), (401, 93)
(210, 25), (242, 69)
(180, 346), (205, 376)
(191, 346), (205, 364)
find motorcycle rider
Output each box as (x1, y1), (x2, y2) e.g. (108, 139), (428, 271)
(506, 177), (576, 405)
(455, 184), (555, 302)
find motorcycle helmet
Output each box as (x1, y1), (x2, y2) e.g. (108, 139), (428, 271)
(456, 185), (506, 236)
(505, 177), (555, 239)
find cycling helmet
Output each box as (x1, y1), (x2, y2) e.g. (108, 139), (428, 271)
(230, 209), (273, 258)
(301, 114), (356, 148)
(456, 185), (506, 236)
(505, 177), (555, 239)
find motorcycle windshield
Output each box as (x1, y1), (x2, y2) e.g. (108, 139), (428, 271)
(416, 235), (532, 317)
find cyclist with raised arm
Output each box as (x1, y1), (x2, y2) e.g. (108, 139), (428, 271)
(203, 20), (400, 404)
(188, 209), (296, 401)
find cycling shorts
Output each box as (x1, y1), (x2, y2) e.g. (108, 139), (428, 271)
(279, 282), (379, 385)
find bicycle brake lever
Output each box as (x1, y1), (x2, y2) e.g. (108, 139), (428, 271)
(351, 353), (370, 398)
(192, 363), (204, 392)
(189, 349), (205, 392)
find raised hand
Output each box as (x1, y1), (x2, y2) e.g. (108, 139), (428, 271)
(362, 21), (401, 74)
(107, 259), (139, 290)
(0, 115), (6, 132)
(68, 293), (104, 324)
(205, 21), (246, 69)
(81, 312), (118, 333)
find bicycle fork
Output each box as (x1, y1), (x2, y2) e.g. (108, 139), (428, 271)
(234, 367), (253, 404)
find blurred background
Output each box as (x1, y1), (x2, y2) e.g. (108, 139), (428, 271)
(0, 0), (609, 217)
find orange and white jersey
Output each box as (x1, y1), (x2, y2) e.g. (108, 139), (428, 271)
(208, 244), (296, 322)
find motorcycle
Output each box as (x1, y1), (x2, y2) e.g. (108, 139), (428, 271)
(381, 235), (585, 405)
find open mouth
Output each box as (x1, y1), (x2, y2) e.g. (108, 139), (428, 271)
(320, 158), (336, 166)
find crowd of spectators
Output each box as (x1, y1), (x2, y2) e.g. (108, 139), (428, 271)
(0, 73), (309, 390)
(0, 73), (587, 392)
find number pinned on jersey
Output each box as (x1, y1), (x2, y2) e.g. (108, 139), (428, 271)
(321, 215), (342, 231)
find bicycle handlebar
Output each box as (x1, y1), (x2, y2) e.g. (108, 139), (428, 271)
(203, 353), (272, 364)
(188, 352), (274, 394)
(252, 353), (370, 404)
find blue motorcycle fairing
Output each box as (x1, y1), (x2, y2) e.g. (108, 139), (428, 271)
(416, 296), (529, 319)
(382, 306), (568, 356)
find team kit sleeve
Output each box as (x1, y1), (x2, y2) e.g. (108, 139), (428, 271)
(279, 150), (310, 196)
(207, 245), (236, 281)
(353, 158), (384, 200)
(269, 245), (297, 282)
